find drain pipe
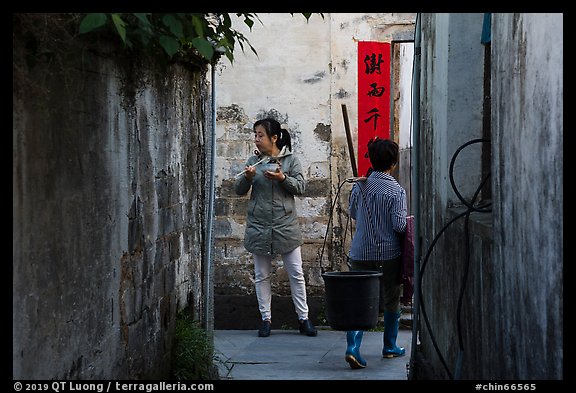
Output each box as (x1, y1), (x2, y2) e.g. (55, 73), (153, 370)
(204, 60), (218, 335)
(408, 12), (421, 380)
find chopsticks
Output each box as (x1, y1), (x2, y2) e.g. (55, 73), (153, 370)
(234, 146), (289, 178)
(235, 156), (270, 178)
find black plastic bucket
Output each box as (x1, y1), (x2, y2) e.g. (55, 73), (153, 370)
(321, 270), (382, 331)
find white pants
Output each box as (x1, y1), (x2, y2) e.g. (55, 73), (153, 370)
(253, 246), (309, 322)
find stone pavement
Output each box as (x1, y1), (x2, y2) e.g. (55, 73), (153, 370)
(213, 327), (412, 380)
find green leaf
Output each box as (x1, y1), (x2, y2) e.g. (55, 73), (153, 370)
(111, 14), (126, 43)
(222, 13), (231, 29)
(76, 13), (259, 65)
(133, 13), (152, 32)
(162, 14), (184, 38)
(159, 35), (181, 58)
(191, 15), (206, 38)
(225, 51), (234, 64)
(243, 15), (254, 30)
(191, 37), (214, 60)
(133, 13), (150, 25)
(79, 13), (107, 34)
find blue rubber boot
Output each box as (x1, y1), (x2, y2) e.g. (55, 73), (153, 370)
(382, 310), (405, 358)
(345, 330), (367, 369)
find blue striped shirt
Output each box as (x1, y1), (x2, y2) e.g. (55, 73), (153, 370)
(348, 171), (407, 261)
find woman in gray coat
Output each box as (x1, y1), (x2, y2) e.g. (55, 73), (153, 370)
(234, 118), (317, 338)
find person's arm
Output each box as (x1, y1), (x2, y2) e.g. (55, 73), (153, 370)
(278, 156), (306, 195)
(349, 184), (359, 220)
(234, 157), (257, 195)
(390, 188), (408, 234)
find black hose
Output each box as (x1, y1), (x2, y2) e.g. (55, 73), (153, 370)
(417, 138), (491, 380)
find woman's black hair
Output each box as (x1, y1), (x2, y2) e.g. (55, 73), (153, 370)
(367, 137), (398, 171)
(253, 118), (292, 152)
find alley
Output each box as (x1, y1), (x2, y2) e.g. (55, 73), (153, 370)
(213, 328), (412, 380)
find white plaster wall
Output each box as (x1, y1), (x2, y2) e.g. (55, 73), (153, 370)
(399, 43), (414, 149)
(216, 13), (417, 185)
(215, 13), (331, 174)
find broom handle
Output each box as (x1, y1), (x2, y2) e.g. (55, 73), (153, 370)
(342, 104), (358, 177)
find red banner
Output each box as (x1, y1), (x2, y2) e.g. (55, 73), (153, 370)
(357, 41), (391, 176)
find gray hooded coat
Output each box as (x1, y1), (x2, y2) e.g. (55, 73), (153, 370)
(234, 150), (305, 256)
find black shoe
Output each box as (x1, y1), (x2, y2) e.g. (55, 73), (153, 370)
(298, 319), (318, 336)
(258, 320), (271, 337)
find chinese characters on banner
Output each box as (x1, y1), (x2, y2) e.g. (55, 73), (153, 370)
(357, 41), (391, 177)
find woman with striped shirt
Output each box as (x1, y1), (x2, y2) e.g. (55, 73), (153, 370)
(344, 138), (408, 369)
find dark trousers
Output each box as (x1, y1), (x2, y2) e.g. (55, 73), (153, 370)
(349, 257), (403, 314)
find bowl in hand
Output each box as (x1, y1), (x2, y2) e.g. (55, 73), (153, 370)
(263, 162), (280, 172)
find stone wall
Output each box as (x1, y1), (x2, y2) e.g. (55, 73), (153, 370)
(13, 20), (209, 379)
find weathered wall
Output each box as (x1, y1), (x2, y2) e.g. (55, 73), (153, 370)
(490, 13), (563, 379)
(417, 13), (562, 379)
(213, 13), (416, 329)
(417, 13), (487, 379)
(13, 22), (208, 379)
